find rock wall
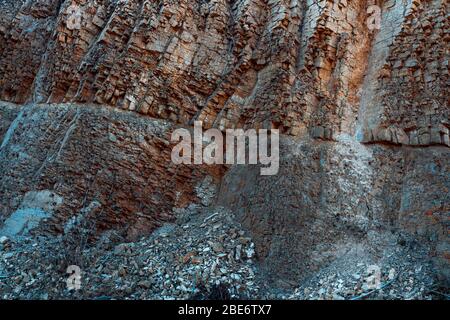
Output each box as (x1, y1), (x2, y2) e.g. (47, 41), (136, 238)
(0, 101), (223, 240)
(218, 135), (449, 285)
(1, 0), (447, 137)
(0, 0), (448, 288)
(359, 0), (449, 147)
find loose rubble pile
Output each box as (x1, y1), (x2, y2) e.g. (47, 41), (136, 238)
(288, 244), (443, 300)
(0, 205), (446, 300)
(0, 206), (260, 300)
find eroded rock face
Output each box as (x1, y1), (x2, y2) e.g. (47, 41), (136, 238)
(0, 101), (224, 240)
(0, 0), (448, 292)
(1, 0), (447, 140)
(359, 0), (449, 147)
(218, 135), (449, 285)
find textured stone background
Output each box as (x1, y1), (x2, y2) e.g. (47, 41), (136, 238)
(0, 0), (448, 288)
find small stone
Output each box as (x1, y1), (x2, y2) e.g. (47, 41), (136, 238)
(212, 243), (224, 253)
(235, 245), (242, 261)
(138, 280), (152, 289)
(0, 236), (9, 244)
(245, 246), (255, 259)
(118, 266), (127, 277)
(238, 237), (251, 245)
(182, 252), (195, 264)
(108, 133), (117, 143)
(3, 252), (14, 259)
(332, 293), (345, 300)
(114, 244), (128, 255)
(388, 268), (396, 280)
(191, 256), (203, 264)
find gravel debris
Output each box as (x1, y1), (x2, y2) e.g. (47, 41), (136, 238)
(0, 206), (446, 300)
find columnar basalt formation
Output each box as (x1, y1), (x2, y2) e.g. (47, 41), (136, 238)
(358, 0), (449, 147)
(0, 0), (448, 293)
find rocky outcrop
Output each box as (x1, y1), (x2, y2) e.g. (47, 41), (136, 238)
(219, 135), (449, 285)
(1, 0), (447, 139)
(358, 0), (449, 147)
(0, 101), (224, 241)
(0, 0), (448, 297)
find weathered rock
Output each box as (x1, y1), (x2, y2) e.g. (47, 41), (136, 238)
(0, 0), (448, 299)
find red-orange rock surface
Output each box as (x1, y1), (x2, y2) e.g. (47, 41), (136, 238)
(0, 0), (448, 294)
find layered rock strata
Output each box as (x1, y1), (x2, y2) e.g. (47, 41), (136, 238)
(0, 0), (448, 291)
